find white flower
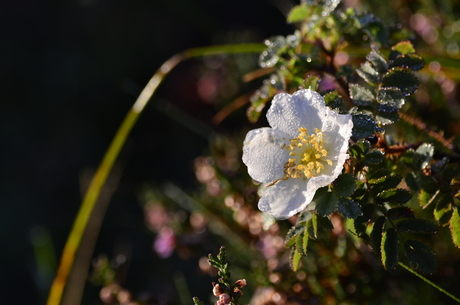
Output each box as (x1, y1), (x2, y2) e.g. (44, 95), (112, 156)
(242, 89), (353, 219)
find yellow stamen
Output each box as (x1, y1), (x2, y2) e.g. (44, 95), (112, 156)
(282, 127), (332, 180)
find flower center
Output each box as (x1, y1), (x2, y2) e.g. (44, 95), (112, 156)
(283, 127), (332, 180)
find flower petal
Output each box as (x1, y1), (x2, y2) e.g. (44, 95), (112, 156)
(258, 178), (316, 219)
(267, 89), (328, 137)
(242, 127), (289, 183)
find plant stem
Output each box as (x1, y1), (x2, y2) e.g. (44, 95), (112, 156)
(46, 43), (265, 305)
(398, 262), (460, 304)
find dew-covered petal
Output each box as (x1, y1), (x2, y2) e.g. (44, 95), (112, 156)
(242, 127), (289, 183)
(258, 178), (316, 219)
(322, 111), (353, 162)
(267, 89), (328, 137)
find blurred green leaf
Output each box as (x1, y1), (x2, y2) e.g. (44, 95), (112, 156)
(338, 198), (362, 219)
(258, 36), (286, 68)
(316, 192), (338, 216)
(333, 173), (357, 197)
(301, 75), (321, 91)
(287, 4), (309, 23)
(450, 208), (460, 248)
(404, 240), (437, 274)
(396, 219), (437, 234)
(376, 188), (412, 204)
(381, 228), (399, 270)
(389, 40), (416, 60)
(381, 67), (419, 96)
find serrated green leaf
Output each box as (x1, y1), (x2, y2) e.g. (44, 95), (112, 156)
(389, 40), (416, 60)
(307, 213), (318, 239)
(366, 49), (387, 74)
(450, 208), (460, 248)
(368, 174), (402, 194)
(419, 189), (438, 209)
(381, 228), (399, 270)
(381, 67), (419, 96)
(301, 75), (320, 91)
(302, 227), (309, 255)
(296, 230), (306, 256)
(375, 111), (400, 125)
(363, 150), (385, 165)
(317, 214), (334, 231)
(316, 192), (338, 216)
(290, 246), (302, 271)
(354, 204), (375, 236)
(323, 90), (342, 109)
(371, 216), (386, 257)
(349, 84), (375, 106)
(376, 188), (412, 204)
(387, 207), (414, 221)
(364, 20), (388, 46)
(376, 87), (405, 110)
(352, 114), (381, 138)
(389, 54), (424, 71)
(369, 168), (391, 180)
(333, 173), (357, 197)
(287, 4), (310, 23)
(338, 198), (363, 219)
(357, 62), (380, 86)
(285, 224), (306, 247)
(396, 219), (437, 234)
(404, 240), (437, 273)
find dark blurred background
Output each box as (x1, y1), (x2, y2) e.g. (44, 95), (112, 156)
(0, 0), (293, 304)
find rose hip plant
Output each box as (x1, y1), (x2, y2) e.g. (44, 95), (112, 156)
(48, 0), (460, 304)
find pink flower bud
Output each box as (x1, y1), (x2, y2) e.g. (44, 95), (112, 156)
(234, 279), (247, 288)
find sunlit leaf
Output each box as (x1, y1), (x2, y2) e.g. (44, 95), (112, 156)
(450, 208), (460, 248)
(354, 204), (374, 236)
(287, 4), (309, 23)
(371, 216), (386, 257)
(381, 228), (399, 270)
(349, 84), (374, 106)
(389, 40), (416, 60)
(366, 49), (387, 73)
(290, 247), (302, 271)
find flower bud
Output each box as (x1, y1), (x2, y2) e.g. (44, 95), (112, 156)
(212, 283), (225, 296)
(234, 279), (247, 288)
(233, 288), (243, 297)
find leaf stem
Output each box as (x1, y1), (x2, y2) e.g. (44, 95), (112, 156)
(46, 43), (265, 305)
(398, 262), (460, 303)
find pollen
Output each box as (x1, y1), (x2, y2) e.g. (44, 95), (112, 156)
(283, 127), (332, 180)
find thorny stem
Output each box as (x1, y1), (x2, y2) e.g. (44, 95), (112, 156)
(46, 43), (265, 305)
